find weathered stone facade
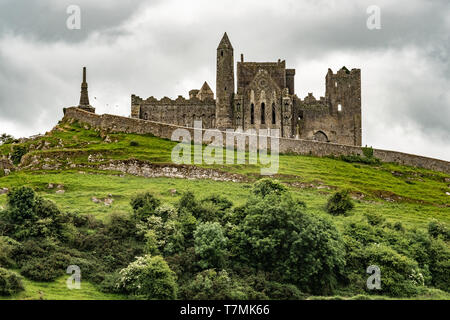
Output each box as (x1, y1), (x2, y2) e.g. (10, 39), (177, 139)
(130, 33), (362, 145)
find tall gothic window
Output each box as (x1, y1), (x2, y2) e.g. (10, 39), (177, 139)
(272, 103), (276, 124)
(261, 103), (265, 124)
(250, 103), (254, 124)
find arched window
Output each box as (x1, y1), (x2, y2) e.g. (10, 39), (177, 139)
(261, 103), (265, 124)
(250, 103), (254, 124)
(272, 103), (276, 124)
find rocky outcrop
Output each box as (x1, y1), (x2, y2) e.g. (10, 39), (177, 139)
(98, 159), (247, 182)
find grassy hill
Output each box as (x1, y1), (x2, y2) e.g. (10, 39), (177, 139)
(0, 119), (449, 300)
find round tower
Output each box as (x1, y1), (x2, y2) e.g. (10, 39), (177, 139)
(215, 32), (234, 130)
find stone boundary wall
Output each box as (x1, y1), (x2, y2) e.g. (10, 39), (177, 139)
(62, 107), (450, 174)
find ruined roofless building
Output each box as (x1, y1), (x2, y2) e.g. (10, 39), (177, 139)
(127, 32), (362, 146)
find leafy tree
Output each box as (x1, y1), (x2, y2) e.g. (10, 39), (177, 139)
(326, 190), (354, 215)
(231, 191), (345, 294)
(427, 237), (450, 291)
(194, 222), (228, 269)
(2, 187), (67, 239)
(117, 255), (177, 299)
(0, 133), (14, 145)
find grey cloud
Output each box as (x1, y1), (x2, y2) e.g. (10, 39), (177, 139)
(0, 0), (154, 42)
(0, 0), (448, 160)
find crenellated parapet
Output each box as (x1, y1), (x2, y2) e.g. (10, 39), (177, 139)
(131, 94), (215, 106)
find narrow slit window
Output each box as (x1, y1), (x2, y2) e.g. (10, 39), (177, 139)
(261, 103), (265, 124)
(338, 104), (342, 112)
(272, 103), (276, 124)
(250, 103), (254, 124)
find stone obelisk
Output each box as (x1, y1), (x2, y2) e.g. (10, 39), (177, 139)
(78, 67), (95, 113)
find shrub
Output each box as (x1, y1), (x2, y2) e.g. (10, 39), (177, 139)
(427, 237), (450, 291)
(106, 213), (137, 240)
(264, 281), (304, 300)
(129, 140), (139, 147)
(194, 222), (228, 269)
(130, 192), (161, 221)
(393, 221), (405, 232)
(10, 145), (27, 165)
(20, 252), (71, 282)
(180, 269), (247, 300)
(154, 204), (177, 222)
(177, 191), (199, 214)
(326, 190), (354, 215)
(99, 272), (123, 293)
(364, 212), (385, 226)
(428, 219), (449, 240)
(3, 187), (67, 240)
(0, 268), (24, 296)
(0, 237), (20, 268)
(232, 192), (345, 295)
(364, 244), (423, 297)
(117, 255), (177, 299)
(252, 179), (287, 198)
(362, 146), (374, 158)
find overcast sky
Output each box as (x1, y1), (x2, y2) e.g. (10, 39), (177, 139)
(0, 0), (449, 160)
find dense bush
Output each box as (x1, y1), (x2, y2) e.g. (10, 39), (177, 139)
(231, 193), (346, 295)
(428, 219), (449, 240)
(427, 237), (450, 291)
(326, 190), (354, 216)
(20, 252), (71, 282)
(194, 222), (228, 269)
(363, 244), (423, 297)
(180, 269), (247, 300)
(338, 147), (380, 165)
(251, 179), (287, 198)
(1, 187), (68, 240)
(117, 255), (178, 299)
(0, 237), (20, 268)
(364, 212), (385, 226)
(11, 145), (27, 165)
(0, 268), (24, 296)
(130, 192), (161, 221)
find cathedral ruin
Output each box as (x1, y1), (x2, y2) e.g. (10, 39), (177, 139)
(82, 33), (362, 146)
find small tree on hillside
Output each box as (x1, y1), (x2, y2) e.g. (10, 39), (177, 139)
(326, 190), (354, 216)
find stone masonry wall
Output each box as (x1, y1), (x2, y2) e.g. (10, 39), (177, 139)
(62, 107), (450, 174)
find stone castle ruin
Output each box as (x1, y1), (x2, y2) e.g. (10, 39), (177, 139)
(127, 32), (361, 146)
(64, 33), (449, 173)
